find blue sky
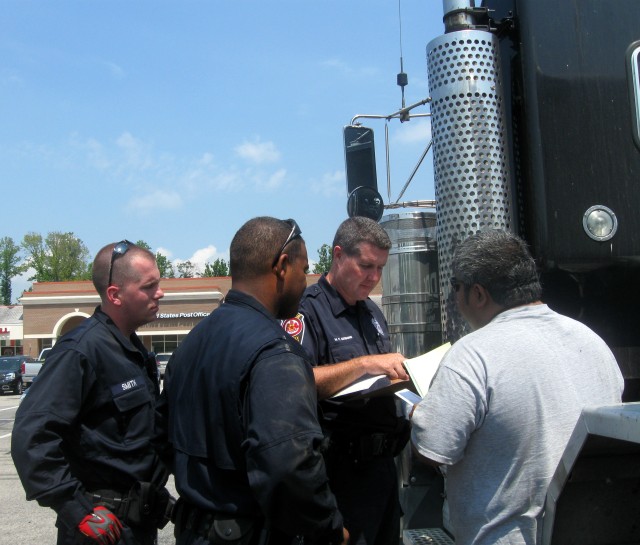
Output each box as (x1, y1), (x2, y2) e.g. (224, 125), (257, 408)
(2, 1), (444, 301)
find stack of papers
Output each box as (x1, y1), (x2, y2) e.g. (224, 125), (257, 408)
(330, 342), (451, 402)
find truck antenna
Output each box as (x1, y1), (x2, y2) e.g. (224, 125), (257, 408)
(397, 0), (409, 121)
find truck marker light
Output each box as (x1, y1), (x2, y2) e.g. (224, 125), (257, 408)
(582, 205), (617, 241)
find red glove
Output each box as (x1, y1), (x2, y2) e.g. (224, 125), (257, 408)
(78, 506), (123, 545)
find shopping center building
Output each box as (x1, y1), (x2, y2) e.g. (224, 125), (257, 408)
(0, 305), (23, 356)
(20, 276), (227, 357)
(19, 274), (359, 358)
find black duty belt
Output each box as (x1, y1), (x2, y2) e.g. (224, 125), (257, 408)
(327, 431), (405, 463)
(84, 489), (130, 519)
(174, 499), (262, 545)
(85, 482), (175, 529)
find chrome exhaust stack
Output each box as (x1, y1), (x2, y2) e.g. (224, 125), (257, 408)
(428, 1), (514, 339)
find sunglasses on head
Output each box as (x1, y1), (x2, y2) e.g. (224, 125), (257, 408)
(272, 219), (302, 267)
(108, 240), (133, 286)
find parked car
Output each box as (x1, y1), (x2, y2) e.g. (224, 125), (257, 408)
(21, 355), (46, 389)
(155, 353), (172, 378)
(0, 356), (37, 395)
(38, 347), (52, 361)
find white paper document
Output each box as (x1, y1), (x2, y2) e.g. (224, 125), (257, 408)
(402, 342), (451, 397)
(331, 342), (451, 401)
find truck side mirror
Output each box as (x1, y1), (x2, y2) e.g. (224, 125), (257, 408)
(343, 125), (378, 195)
(344, 125), (384, 221)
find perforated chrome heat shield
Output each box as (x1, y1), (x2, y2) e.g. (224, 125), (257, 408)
(427, 29), (513, 338)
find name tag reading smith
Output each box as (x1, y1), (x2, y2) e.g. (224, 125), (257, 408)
(111, 377), (143, 396)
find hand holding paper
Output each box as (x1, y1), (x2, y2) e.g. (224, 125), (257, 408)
(394, 342), (451, 415)
(331, 342), (451, 401)
(402, 342), (452, 397)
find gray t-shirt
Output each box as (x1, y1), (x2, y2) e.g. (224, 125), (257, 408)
(411, 304), (623, 545)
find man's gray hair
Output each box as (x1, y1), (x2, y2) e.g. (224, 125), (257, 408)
(332, 216), (391, 257)
(452, 229), (542, 308)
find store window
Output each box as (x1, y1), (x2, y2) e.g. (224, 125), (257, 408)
(151, 334), (187, 355)
(1, 339), (23, 355)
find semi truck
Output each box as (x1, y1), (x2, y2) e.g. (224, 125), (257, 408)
(343, 0), (640, 542)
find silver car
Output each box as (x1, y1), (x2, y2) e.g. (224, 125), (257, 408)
(155, 353), (172, 378)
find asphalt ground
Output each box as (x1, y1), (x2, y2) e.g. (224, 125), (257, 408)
(0, 392), (177, 545)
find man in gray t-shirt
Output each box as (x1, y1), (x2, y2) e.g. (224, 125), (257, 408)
(411, 231), (623, 545)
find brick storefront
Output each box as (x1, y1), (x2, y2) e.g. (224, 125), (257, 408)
(20, 275), (347, 357)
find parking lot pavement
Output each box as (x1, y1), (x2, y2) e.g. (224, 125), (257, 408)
(0, 393), (177, 545)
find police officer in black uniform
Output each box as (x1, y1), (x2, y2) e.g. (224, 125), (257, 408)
(12, 241), (174, 545)
(282, 217), (410, 545)
(158, 217), (348, 545)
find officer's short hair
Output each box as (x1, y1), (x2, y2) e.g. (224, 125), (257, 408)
(231, 217), (304, 280)
(452, 229), (542, 308)
(92, 242), (156, 297)
(332, 217), (391, 257)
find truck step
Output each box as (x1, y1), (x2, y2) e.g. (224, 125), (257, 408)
(402, 528), (454, 545)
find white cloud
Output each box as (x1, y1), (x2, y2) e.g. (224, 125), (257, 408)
(179, 156), (244, 194)
(311, 169), (345, 198)
(320, 58), (377, 78)
(235, 139), (281, 164)
(127, 189), (183, 212)
(210, 171), (243, 191)
(199, 152), (214, 166)
(171, 245), (228, 276)
(190, 245), (219, 266)
(392, 119), (432, 145)
(84, 137), (110, 169)
(12, 268), (35, 304)
(116, 132), (154, 170)
(259, 168), (287, 190)
(156, 247), (173, 259)
(4, 74), (24, 86)
(37, 131), (301, 215)
(321, 58), (351, 74)
(104, 61), (125, 80)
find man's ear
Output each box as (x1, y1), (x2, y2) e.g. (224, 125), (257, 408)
(472, 284), (492, 308)
(106, 285), (122, 306)
(332, 245), (343, 262)
(273, 254), (288, 280)
(466, 283), (484, 307)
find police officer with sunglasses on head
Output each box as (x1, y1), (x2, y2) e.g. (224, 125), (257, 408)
(157, 217), (348, 545)
(13, 240), (174, 545)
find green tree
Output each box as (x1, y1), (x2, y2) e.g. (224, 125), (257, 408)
(135, 240), (152, 251)
(156, 253), (175, 278)
(135, 242), (174, 278)
(176, 260), (196, 278)
(22, 231), (91, 282)
(22, 232), (48, 282)
(312, 243), (332, 274)
(0, 237), (24, 304)
(202, 258), (229, 277)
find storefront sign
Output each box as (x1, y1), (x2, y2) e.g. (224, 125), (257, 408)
(157, 312), (210, 319)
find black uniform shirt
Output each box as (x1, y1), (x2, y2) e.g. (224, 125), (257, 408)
(11, 307), (163, 530)
(295, 275), (402, 435)
(160, 289), (344, 543)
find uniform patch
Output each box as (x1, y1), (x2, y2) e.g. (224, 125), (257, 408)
(282, 313), (305, 344)
(110, 377), (144, 397)
(371, 316), (384, 336)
